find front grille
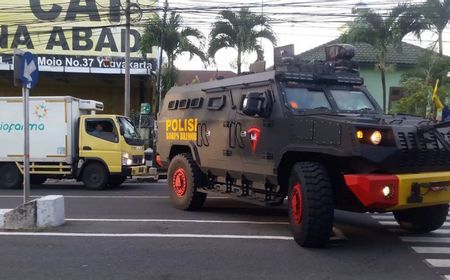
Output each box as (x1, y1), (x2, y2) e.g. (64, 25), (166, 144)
(397, 131), (450, 168)
(132, 155), (143, 165)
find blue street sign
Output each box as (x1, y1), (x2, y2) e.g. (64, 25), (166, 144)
(20, 52), (39, 89)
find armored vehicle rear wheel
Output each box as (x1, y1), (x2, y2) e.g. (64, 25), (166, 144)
(393, 204), (449, 233)
(168, 153), (207, 210)
(288, 162), (334, 248)
(82, 162), (109, 190)
(0, 163), (23, 189)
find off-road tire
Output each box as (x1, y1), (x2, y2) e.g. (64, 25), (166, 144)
(288, 162), (334, 248)
(393, 204), (449, 233)
(108, 175), (126, 187)
(0, 163), (23, 189)
(168, 153), (207, 210)
(82, 162), (109, 190)
(30, 175), (47, 185)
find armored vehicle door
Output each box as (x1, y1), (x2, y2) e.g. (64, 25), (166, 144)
(234, 86), (276, 181)
(197, 91), (240, 175)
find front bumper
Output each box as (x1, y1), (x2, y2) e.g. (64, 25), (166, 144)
(123, 165), (148, 177)
(345, 171), (450, 211)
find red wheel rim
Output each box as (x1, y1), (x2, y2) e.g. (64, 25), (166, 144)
(291, 183), (303, 224)
(172, 168), (188, 197)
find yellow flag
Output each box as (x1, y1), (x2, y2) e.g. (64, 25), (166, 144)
(433, 79), (444, 110)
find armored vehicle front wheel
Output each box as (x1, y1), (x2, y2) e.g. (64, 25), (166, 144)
(168, 153), (207, 210)
(288, 162), (334, 248)
(0, 163), (23, 189)
(393, 204), (449, 233)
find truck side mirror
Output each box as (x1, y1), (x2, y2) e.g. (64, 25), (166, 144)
(241, 91), (273, 117)
(119, 126), (125, 136)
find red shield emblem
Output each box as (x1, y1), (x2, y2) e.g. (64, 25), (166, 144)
(247, 127), (261, 154)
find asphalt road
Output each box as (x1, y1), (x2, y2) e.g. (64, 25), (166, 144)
(0, 180), (447, 280)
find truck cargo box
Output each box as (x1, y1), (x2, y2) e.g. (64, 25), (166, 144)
(0, 96), (96, 164)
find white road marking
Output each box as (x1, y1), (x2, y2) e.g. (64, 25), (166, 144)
(66, 218), (289, 225)
(331, 227), (347, 241)
(379, 221), (450, 226)
(0, 232), (294, 240)
(412, 247), (450, 254)
(401, 237), (450, 243)
(370, 215), (394, 220)
(425, 259), (450, 267)
(388, 228), (450, 234)
(0, 195), (228, 199)
(444, 275), (450, 280)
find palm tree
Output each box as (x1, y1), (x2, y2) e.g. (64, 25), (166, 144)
(342, 5), (418, 112)
(409, 0), (450, 56)
(140, 11), (207, 71)
(208, 8), (277, 74)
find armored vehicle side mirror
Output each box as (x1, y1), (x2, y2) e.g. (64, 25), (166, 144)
(242, 92), (270, 117)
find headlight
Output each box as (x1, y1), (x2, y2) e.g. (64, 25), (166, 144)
(122, 153), (133, 166)
(356, 128), (393, 146)
(356, 130), (364, 139)
(370, 131), (382, 145)
(382, 185), (393, 198)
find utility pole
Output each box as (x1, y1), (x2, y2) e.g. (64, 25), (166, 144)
(157, 0), (168, 114)
(124, 0), (131, 117)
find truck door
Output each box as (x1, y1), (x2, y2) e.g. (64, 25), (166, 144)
(79, 117), (122, 173)
(234, 87), (275, 180)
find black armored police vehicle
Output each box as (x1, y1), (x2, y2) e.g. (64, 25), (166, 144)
(156, 44), (450, 247)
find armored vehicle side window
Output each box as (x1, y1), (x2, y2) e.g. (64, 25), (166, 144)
(330, 90), (374, 112)
(207, 95), (226, 111)
(168, 100), (178, 110)
(285, 87), (331, 111)
(190, 97), (203, 109)
(179, 99), (190, 109)
(85, 119), (118, 143)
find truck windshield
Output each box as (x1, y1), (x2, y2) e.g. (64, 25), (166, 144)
(117, 117), (143, 146)
(285, 87), (331, 111)
(330, 90), (375, 112)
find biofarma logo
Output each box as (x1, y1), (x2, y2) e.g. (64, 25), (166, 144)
(0, 122), (45, 133)
(0, 103), (48, 133)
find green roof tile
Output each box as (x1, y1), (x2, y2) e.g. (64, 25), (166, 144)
(297, 38), (438, 66)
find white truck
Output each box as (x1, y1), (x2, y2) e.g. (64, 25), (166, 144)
(0, 96), (148, 189)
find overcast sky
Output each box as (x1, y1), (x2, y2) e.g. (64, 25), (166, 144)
(164, 0), (449, 72)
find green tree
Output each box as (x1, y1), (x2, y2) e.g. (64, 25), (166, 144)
(342, 5), (418, 112)
(409, 0), (450, 56)
(208, 7), (277, 74)
(396, 78), (433, 116)
(140, 11), (207, 71)
(401, 51), (450, 85)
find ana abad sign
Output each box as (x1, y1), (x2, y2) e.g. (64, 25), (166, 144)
(0, 0), (157, 58)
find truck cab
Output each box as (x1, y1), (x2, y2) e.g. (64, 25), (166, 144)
(78, 114), (147, 189)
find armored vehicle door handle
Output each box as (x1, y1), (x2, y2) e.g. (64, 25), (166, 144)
(83, 146), (92, 151)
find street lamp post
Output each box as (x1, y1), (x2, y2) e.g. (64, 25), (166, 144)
(124, 0), (131, 117)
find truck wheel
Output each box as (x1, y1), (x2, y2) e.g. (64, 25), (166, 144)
(30, 175), (47, 185)
(393, 204), (449, 233)
(0, 164), (23, 189)
(288, 162), (334, 248)
(168, 153), (207, 210)
(82, 162), (109, 190)
(108, 175), (126, 187)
